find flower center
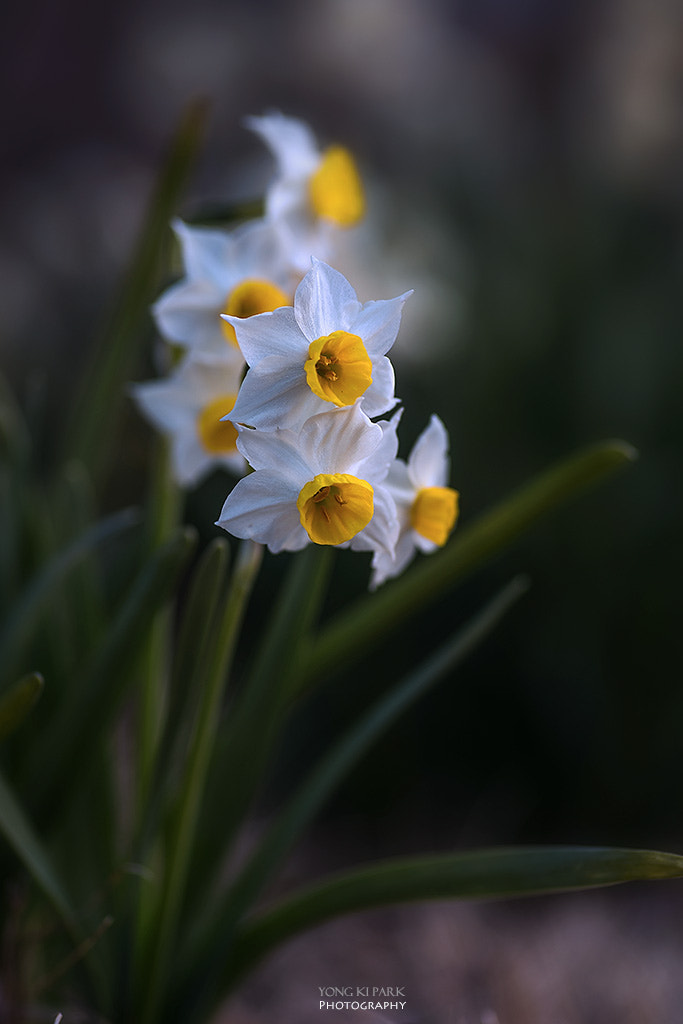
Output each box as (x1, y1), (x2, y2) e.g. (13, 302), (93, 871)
(304, 330), (372, 407)
(297, 473), (374, 545)
(196, 394), (239, 454)
(220, 278), (290, 346)
(308, 145), (365, 227)
(410, 487), (459, 546)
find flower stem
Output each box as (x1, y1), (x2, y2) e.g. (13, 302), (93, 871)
(137, 539), (263, 1024)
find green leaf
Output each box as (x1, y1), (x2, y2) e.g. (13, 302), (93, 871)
(297, 439), (637, 693)
(186, 545), (333, 909)
(63, 99), (209, 477)
(32, 527), (197, 817)
(135, 540), (262, 1024)
(222, 845), (683, 991)
(0, 767), (77, 930)
(0, 672), (44, 741)
(144, 537), (232, 828)
(0, 507), (141, 688)
(0, 370), (30, 467)
(176, 577), (528, 1014)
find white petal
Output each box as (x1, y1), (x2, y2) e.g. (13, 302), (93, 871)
(172, 219), (237, 290)
(359, 355), (398, 419)
(216, 471), (307, 553)
(226, 306), (303, 365)
(408, 415), (451, 489)
(293, 261), (361, 340)
(172, 432), (210, 487)
(235, 425), (311, 486)
(350, 292), (412, 357)
(272, 211), (336, 271)
(414, 530), (439, 555)
(246, 112), (320, 179)
(130, 378), (193, 433)
(229, 357), (321, 433)
(153, 279), (226, 354)
(351, 483), (399, 559)
(298, 403), (381, 476)
(369, 532), (417, 590)
(356, 409), (402, 484)
(383, 460), (417, 527)
(180, 351), (245, 397)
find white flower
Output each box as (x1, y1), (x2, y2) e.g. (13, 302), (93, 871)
(153, 217), (298, 359)
(247, 112), (365, 270)
(131, 353), (246, 486)
(224, 260), (410, 433)
(216, 403), (400, 555)
(366, 415), (459, 589)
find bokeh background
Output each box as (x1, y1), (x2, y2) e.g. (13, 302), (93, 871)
(3, 0), (683, 1019)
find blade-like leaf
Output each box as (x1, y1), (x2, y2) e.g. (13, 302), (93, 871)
(178, 577), (528, 1008)
(136, 540), (262, 1024)
(186, 545), (333, 909)
(143, 537), (231, 828)
(0, 768), (77, 930)
(0, 672), (44, 741)
(33, 527), (197, 816)
(222, 845), (683, 992)
(0, 507), (141, 688)
(63, 99), (209, 477)
(297, 440), (637, 693)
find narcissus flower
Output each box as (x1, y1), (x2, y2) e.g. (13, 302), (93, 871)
(224, 260), (410, 432)
(131, 354), (246, 485)
(247, 112), (366, 270)
(365, 415), (459, 588)
(153, 217), (298, 359)
(216, 403), (400, 555)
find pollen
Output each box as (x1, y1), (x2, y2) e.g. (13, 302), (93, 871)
(298, 473), (373, 545)
(308, 146), (365, 227)
(196, 394), (239, 455)
(410, 487), (459, 546)
(304, 331), (372, 407)
(221, 278), (290, 346)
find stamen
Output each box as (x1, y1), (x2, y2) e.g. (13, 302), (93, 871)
(304, 331), (372, 407)
(297, 473), (374, 545)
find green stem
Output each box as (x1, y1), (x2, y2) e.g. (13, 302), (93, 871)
(137, 437), (183, 815)
(137, 540), (263, 1024)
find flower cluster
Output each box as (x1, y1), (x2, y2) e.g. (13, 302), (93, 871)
(133, 113), (459, 586)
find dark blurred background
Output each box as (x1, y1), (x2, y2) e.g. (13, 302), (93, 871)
(3, 0), (683, 857)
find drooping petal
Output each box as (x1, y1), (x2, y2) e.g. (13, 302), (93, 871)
(293, 260), (361, 340)
(216, 470), (307, 553)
